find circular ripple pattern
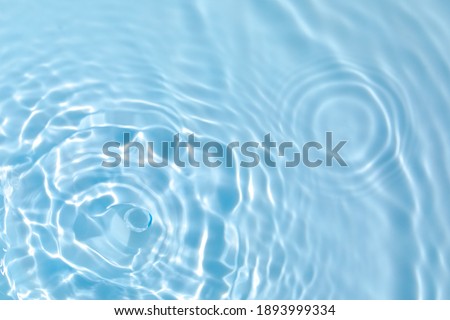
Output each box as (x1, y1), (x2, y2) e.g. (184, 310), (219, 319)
(0, 84), (253, 298)
(277, 58), (414, 195)
(0, 51), (296, 299)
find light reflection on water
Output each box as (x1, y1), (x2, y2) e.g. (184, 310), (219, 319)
(0, 0), (450, 299)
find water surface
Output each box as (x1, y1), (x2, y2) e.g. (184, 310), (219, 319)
(0, 0), (450, 299)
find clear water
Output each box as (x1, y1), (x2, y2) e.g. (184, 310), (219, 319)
(1, 0), (450, 299)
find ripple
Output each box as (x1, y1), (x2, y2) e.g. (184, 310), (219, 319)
(277, 58), (414, 195)
(1, 106), (246, 298)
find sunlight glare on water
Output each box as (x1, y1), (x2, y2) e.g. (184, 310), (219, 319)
(0, 0), (450, 299)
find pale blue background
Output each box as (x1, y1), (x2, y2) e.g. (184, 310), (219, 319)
(0, 0), (449, 299)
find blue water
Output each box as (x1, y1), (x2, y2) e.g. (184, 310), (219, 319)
(1, 0), (450, 299)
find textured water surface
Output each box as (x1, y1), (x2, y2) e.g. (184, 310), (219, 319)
(1, 0), (450, 299)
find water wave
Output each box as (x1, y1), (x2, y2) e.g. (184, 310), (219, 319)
(1, 0), (450, 299)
